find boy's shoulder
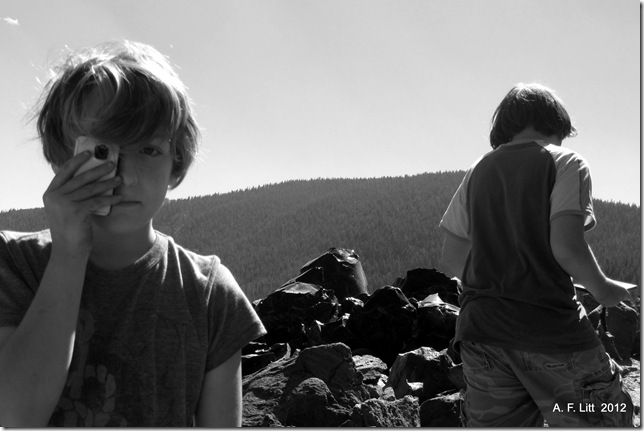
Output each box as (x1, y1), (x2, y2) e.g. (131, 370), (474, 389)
(544, 142), (582, 156)
(159, 231), (218, 265)
(157, 231), (230, 286)
(542, 143), (590, 170)
(484, 141), (587, 166)
(0, 230), (51, 255)
(159, 232), (246, 295)
(0, 230), (51, 285)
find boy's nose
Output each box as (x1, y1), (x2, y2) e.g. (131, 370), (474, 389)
(116, 156), (138, 187)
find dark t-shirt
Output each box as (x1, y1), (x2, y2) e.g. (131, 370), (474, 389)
(440, 141), (600, 353)
(0, 230), (266, 426)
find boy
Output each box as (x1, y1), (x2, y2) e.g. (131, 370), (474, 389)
(0, 40), (266, 427)
(439, 83), (637, 427)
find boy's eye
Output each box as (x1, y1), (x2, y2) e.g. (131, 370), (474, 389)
(141, 146), (162, 156)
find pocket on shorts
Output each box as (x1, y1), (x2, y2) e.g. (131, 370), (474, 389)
(579, 365), (634, 427)
(460, 341), (492, 374)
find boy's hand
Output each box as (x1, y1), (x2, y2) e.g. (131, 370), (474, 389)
(595, 280), (638, 308)
(42, 151), (122, 256)
(628, 287), (639, 304)
(619, 282), (639, 305)
(575, 281), (638, 307)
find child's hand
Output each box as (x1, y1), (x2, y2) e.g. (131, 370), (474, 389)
(619, 282), (639, 305)
(42, 151), (122, 256)
(595, 280), (639, 308)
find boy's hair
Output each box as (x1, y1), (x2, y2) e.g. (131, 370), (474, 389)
(35, 40), (200, 188)
(489, 83), (577, 149)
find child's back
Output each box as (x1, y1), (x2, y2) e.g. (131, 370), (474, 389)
(439, 83), (636, 427)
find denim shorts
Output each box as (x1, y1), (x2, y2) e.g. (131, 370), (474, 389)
(459, 340), (634, 427)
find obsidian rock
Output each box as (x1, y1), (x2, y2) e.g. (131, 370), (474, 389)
(256, 282), (340, 348)
(346, 286), (418, 366)
(398, 268), (462, 306)
(416, 294), (460, 351)
(298, 248), (369, 300)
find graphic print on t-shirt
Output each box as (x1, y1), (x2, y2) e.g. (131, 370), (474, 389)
(49, 309), (127, 426)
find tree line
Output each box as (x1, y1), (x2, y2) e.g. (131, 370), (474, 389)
(0, 172), (640, 301)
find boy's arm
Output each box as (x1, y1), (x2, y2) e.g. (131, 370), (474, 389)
(194, 350), (242, 427)
(0, 253), (87, 426)
(0, 152), (123, 426)
(439, 232), (471, 280)
(550, 214), (636, 307)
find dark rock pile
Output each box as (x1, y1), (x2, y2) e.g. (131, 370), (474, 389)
(241, 247), (641, 427)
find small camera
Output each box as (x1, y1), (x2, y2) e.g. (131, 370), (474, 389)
(73, 136), (120, 216)
(94, 144), (111, 160)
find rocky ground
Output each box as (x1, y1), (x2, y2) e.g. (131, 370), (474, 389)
(620, 358), (640, 427)
(242, 344), (641, 427)
(241, 249), (641, 427)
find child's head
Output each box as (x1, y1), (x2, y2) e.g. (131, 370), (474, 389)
(36, 40), (200, 188)
(489, 83), (577, 149)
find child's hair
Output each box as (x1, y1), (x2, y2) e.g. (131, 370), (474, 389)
(35, 40), (200, 188)
(489, 83), (577, 149)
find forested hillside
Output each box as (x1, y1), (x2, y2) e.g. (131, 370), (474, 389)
(0, 172), (640, 301)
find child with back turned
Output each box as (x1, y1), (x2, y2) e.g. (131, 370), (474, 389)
(0, 40), (266, 427)
(439, 83), (637, 427)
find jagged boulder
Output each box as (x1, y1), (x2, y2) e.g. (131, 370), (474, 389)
(588, 303), (640, 361)
(353, 354), (389, 398)
(387, 346), (460, 402)
(575, 285), (601, 314)
(342, 396), (420, 427)
(242, 342), (290, 376)
(298, 247), (369, 300)
(604, 303), (639, 360)
(255, 282), (340, 348)
(279, 377), (351, 426)
(397, 267), (462, 307)
(339, 296), (365, 315)
(303, 299), (365, 348)
(305, 315), (355, 348)
(242, 343), (371, 427)
(416, 293), (460, 351)
(420, 391), (463, 426)
(284, 265), (326, 286)
(241, 342), (274, 376)
(346, 286), (418, 366)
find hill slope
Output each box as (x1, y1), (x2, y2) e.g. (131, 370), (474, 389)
(0, 172), (640, 301)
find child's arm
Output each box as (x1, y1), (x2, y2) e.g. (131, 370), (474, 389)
(0, 252), (87, 426)
(550, 214), (636, 307)
(0, 152), (123, 426)
(194, 350), (243, 427)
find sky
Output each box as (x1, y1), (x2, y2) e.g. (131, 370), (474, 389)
(0, 0), (640, 214)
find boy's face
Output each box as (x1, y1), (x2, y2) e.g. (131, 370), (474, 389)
(91, 134), (176, 235)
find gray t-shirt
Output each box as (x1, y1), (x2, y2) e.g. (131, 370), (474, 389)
(440, 141), (598, 353)
(0, 230), (266, 426)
